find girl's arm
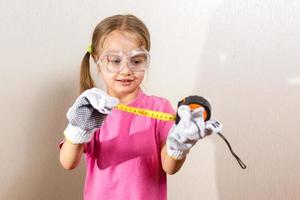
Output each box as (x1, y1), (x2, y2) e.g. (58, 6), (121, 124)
(161, 143), (186, 175)
(59, 139), (84, 170)
(60, 88), (119, 170)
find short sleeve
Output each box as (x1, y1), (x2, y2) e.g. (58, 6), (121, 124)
(157, 100), (176, 144)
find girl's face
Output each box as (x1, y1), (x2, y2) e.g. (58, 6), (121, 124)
(96, 31), (146, 100)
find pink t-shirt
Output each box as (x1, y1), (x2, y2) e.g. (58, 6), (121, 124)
(62, 90), (175, 200)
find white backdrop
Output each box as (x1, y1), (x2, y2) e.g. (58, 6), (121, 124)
(1, 0), (300, 199)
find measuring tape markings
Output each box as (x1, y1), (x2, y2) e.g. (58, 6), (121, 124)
(115, 104), (176, 121)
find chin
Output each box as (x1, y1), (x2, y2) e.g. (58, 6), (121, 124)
(116, 86), (139, 95)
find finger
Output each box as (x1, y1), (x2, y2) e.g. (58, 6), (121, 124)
(177, 105), (192, 119)
(84, 92), (103, 110)
(105, 95), (119, 108)
(191, 107), (205, 130)
(191, 107), (205, 119)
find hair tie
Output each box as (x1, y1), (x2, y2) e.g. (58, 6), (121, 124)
(86, 45), (92, 54)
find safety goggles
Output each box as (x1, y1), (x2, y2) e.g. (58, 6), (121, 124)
(96, 47), (150, 73)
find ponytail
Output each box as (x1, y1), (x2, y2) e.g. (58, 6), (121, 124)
(79, 52), (95, 94)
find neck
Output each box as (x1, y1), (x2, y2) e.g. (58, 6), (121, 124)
(108, 88), (140, 105)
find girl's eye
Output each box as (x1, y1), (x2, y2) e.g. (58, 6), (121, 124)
(108, 56), (122, 64)
(131, 55), (146, 65)
(132, 59), (143, 65)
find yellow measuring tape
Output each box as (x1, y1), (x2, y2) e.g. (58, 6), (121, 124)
(115, 104), (176, 121)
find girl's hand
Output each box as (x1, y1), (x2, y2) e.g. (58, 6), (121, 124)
(64, 87), (119, 144)
(166, 105), (222, 160)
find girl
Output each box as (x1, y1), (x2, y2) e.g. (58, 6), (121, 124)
(59, 14), (221, 200)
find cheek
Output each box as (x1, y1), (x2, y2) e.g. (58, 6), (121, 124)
(135, 72), (145, 82)
(100, 73), (116, 85)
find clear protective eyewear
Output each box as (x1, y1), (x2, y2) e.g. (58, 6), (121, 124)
(96, 47), (150, 73)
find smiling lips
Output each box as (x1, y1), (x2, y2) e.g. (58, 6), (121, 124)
(116, 79), (134, 86)
(117, 79), (133, 82)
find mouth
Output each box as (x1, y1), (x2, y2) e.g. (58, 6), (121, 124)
(116, 79), (134, 82)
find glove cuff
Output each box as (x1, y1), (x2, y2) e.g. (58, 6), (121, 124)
(64, 124), (94, 144)
(166, 148), (187, 160)
(166, 140), (189, 160)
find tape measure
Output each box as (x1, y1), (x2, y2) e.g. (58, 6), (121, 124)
(176, 96), (211, 124)
(115, 96), (211, 122)
(115, 104), (176, 121)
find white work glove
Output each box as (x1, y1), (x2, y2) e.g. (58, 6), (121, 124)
(64, 87), (119, 144)
(166, 105), (223, 160)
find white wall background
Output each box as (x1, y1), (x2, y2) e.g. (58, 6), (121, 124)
(1, 0), (299, 199)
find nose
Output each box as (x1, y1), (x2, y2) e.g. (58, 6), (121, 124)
(119, 62), (133, 75)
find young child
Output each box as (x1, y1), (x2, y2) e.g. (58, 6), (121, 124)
(59, 14), (222, 200)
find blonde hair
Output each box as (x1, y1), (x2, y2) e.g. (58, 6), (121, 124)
(79, 14), (151, 94)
